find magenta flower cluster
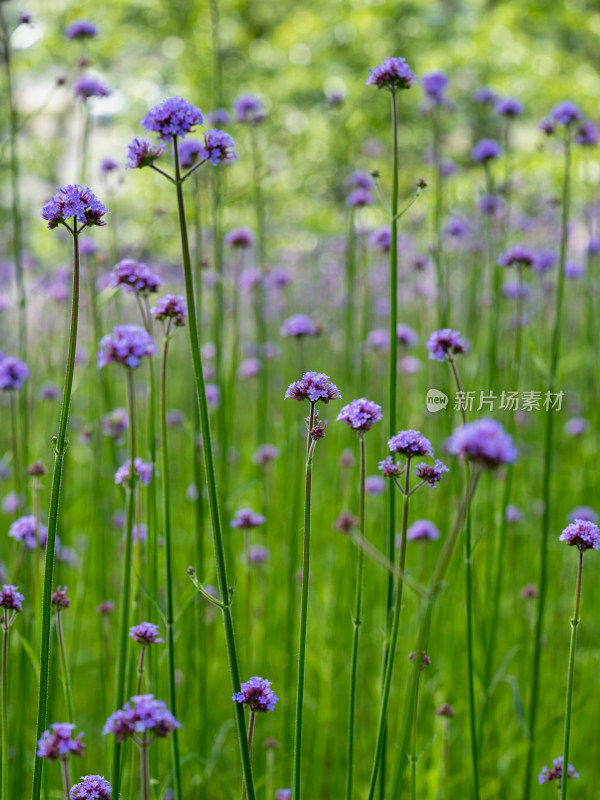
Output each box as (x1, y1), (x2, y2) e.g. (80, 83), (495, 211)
(559, 519), (600, 551)
(538, 757), (579, 785)
(70, 775), (112, 800)
(280, 314), (320, 338)
(0, 355), (29, 390)
(285, 372), (341, 404)
(41, 185), (108, 230)
(366, 57), (416, 91)
(446, 419), (517, 469)
(103, 694), (180, 742)
(114, 458), (153, 486)
(0, 585), (24, 613)
(414, 460), (449, 487)
(232, 676), (279, 713)
(229, 508), (266, 530)
(126, 138), (166, 169)
(142, 96), (203, 141)
(426, 328), (468, 362)
(97, 325), (157, 369)
(337, 398), (383, 433)
(8, 515), (47, 549)
(200, 129), (237, 165)
(388, 430), (433, 458)
(111, 259), (163, 295)
(233, 94), (266, 124)
(37, 723), (85, 761)
(129, 622), (164, 645)
(151, 294), (188, 326)
(225, 227), (254, 249)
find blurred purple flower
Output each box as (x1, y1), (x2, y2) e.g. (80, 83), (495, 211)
(97, 325), (156, 369)
(446, 419), (517, 469)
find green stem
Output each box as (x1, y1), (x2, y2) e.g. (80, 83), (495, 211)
(523, 133), (572, 799)
(159, 332), (183, 800)
(346, 433), (366, 800)
(560, 549), (583, 800)
(410, 669), (423, 800)
(140, 740), (149, 800)
(60, 761), (70, 800)
(136, 645), (146, 696)
(443, 719), (450, 800)
(345, 209), (357, 387)
(432, 106), (446, 327)
(31, 226), (82, 800)
(292, 402), (316, 800)
(366, 458), (411, 800)
(1, 621), (8, 800)
(172, 138), (256, 800)
(241, 711), (256, 800)
(55, 612), (74, 724)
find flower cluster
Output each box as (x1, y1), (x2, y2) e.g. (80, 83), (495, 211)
(126, 138), (166, 169)
(225, 227), (254, 249)
(73, 77), (111, 101)
(129, 622), (164, 645)
(8, 515), (47, 549)
(199, 129), (236, 166)
(538, 757), (579, 785)
(498, 244), (536, 268)
(70, 775), (112, 800)
(388, 430), (433, 458)
(407, 520), (440, 541)
(97, 325), (157, 369)
(41, 185), (108, 230)
(142, 96), (203, 141)
(0, 585), (24, 613)
(114, 458), (153, 487)
(426, 329), (468, 362)
(151, 294), (188, 326)
(103, 695), (179, 742)
(229, 509), (266, 530)
(471, 138), (502, 163)
(495, 97), (523, 117)
(378, 456), (404, 478)
(336, 398), (383, 433)
(65, 19), (97, 39)
(233, 94), (266, 124)
(422, 71), (449, 105)
(102, 408), (128, 440)
(446, 419), (517, 469)
(414, 460), (449, 487)
(178, 139), (204, 168)
(280, 314), (320, 338)
(366, 57), (416, 91)
(37, 723), (85, 761)
(111, 259), (163, 295)
(0, 356), (30, 391)
(51, 586), (70, 610)
(284, 372), (341, 404)
(559, 519), (600, 551)
(233, 677), (279, 713)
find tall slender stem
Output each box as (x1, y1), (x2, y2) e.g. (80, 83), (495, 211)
(345, 209), (357, 386)
(31, 227), (81, 800)
(60, 761), (70, 800)
(55, 612), (74, 724)
(159, 332), (183, 800)
(140, 740), (149, 800)
(136, 646), (146, 695)
(560, 549), (583, 800)
(524, 133), (572, 798)
(292, 402), (315, 800)
(432, 106), (446, 327)
(346, 433), (366, 800)
(172, 140), (256, 800)
(241, 711), (256, 800)
(410, 668), (423, 800)
(1, 621), (8, 800)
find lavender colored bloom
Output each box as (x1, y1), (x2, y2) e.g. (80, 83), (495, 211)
(247, 545), (271, 564)
(65, 19), (97, 39)
(37, 723), (85, 761)
(102, 408), (128, 440)
(111, 259), (163, 295)
(238, 267), (262, 291)
(334, 511), (358, 533)
(539, 118), (556, 136)
(396, 323), (418, 346)
(407, 519), (440, 541)
(199, 129), (236, 166)
(233, 94), (266, 125)
(252, 444), (280, 465)
(51, 586), (70, 609)
(471, 138), (502, 163)
(366, 57), (416, 91)
(126, 138), (165, 169)
(326, 88), (346, 107)
(414, 459), (449, 487)
(568, 506), (598, 524)
(177, 140), (203, 169)
(266, 267), (293, 290)
(446, 419), (517, 469)
(230, 508), (266, 530)
(0, 356), (29, 390)
(564, 417), (587, 436)
(365, 328), (389, 352)
(575, 120), (599, 146)
(345, 188), (373, 207)
(225, 227), (254, 249)
(538, 757), (579, 785)
(232, 676), (278, 713)
(365, 475), (386, 495)
(129, 622), (164, 645)
(550, 101), (583, 126)
(533, 249), (557, 274)
(100, 157), (118, 173)
(444, 217), (468, 238)
(559, 519), (600, 551)
(39, 382), (58, 401)
(422, 71), (448, 104)
(564, 260), (584, 279)
(142, 97), (203, 141)
(368, 226), (391, 252)
(103, 695), (179, 742)
(70, 775), (112, 799)
(435, 703), (455, 717)
(27, 461), (47, 477)
(479, 194), (502, 216)
(0, 585), (24, 612)
(388, 430), (433, 458)
(498, 244), (536, 268)
(8, 515), (47, 549)
(472, 86), (497, 104)
(97, 325), (157, 369)
(378, 456), (403, 478)
(280, 314), (320, 338)
(336, 397), (382, 433)
(205, 383), (220, 408)
(73, 76), (111, 101)
(207, 108), (230, 126)
(426, 328), (467, 362)
(347, 171), (374, 190)
(41, 185), (108, 230)
(151, 294), (187, 326)
(79, 238), (98, 256)
(285, 371), (341, 404)
(521, 584), (539, 599)
(400, 356), (420, 374)
(506, 504), (522, 523)
(114, 458), (153, 486)
(495, 97), (523, 117)
(2, 493), (19, 514)
(275, 791), (291, 800)
(238, 357), (261, 379)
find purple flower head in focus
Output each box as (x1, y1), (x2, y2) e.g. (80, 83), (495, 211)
(366, 57), (416, 91)
(65, 19), (97, 39)
(126, 138), (166, 169)
(407, 519), (440, 541)
(225, 227), (254, 249)
(336, 397), (382, 433)
(129, 622), (164, 645)
(422, 71), (448, 105)
(51, 586), (70, 610)
(230, 508), (266, 530)
(70, 775), (112, 800)
(538, 757), (579, 785)
(73, 76), (111, 101)
(446, 419), (517, 469)
(495, 97), (523, 118)
(142, 97), (203, 141)
(233, 94), (266, 125)
(200, 129), (236, 166)
(0, 584), (24, 613)
(378, 456), (404, 478)
(114, 458), (153, 486)
(110, 259), (163, 295)
(471, 138), (502, 163)
(233, 676), (279, 713)
(41, 185), (108, 230)
(426, 329), (467, 362)
(151, 294), (188, 327)
(0, 356), (30, 390)
(37, 723), (85, 761)
(388, 430), (433, 458)
(97, 325), (157, 369)
(280, 314), (320, 338)
(103, 695), (179, 742)
(559, 519), (600, 552)
(285, 372), (341, 404)
(414, 459), (449, 487)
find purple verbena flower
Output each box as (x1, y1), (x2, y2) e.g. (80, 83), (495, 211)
(538, 757), (579, 785)
(142, 97), (203, 141)
(8, 515), (47, 549)
(41, 185), (108, 230)
(495, 97), (523, 117)
(0, 585), (24, 612)
(275, 791), (291, 800)
(426, 328), (467, 362)
(533, 249), (557, 274)
(73, 76), (111, 101)
(559, 519), (600, 551)
(97, 325), (157, 369)
(102, 408), (128, 440)
(232, 676), (279, 713)
(444, 217), (468, 238)
(396, 323), (418, 346)
(207, 108), (230, 126)
(422, 71), (448, 104)
(65, 19), (97, 39)
(472, 86), (497, 104)
(126, 138), (166, 169)
(238, 357), (261, 379)
(345, 188), (373, 207)
(388, 430), (433, 458)
(378, 456), (404, 478)
(103, 695), (179, 742)
(0, 356), (29, 390)
(178, 140), (204, 169)
(233, 94), (266, 125)
(414, 459), (449, 487)
(110, 259), (163, 295)
(114, 458), (153, 486)
(446, 419), (517, 469)
(225, 227), (254, 249)
(575, 120), (599, 146)
(365, 475), (386, 495)
(366, 57), (416, 91)
(280, 314), (320, 338)
(336, 397), (382, 433)
(550, 101), (583, 126)
(70, 775), (112, 800)
(151, 294), (188, 326)
(252, 444), (280, 465)
(567, 506), (597, 524)
(347, 171), (374, 190)
(230, 509), (266, 530)
(407, 519), (440, 541)
(199, 129), (236, 166)
(368, 226), (391, 252)
(471, 138), (502, 163)
(100, 158), (118, 173)
(284, 371), (341, 404)
(247, 545), (271, 564)
(37, 723), (85, 761)
(51, 586), (70, 610)
(479, 194), (502, 216)
(129, 622), (164, 645)
(498, 244), (536, 268)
